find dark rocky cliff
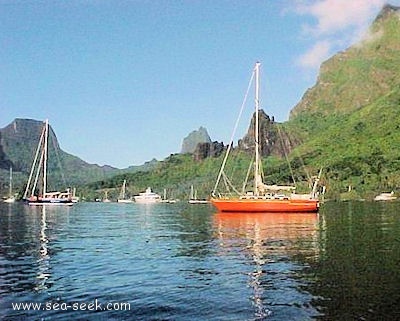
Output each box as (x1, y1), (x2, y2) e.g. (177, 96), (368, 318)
(238, 109), (297, 157)
(192, 141), (225, 162)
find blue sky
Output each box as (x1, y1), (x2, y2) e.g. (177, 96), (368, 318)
(1, 0), (399, 168)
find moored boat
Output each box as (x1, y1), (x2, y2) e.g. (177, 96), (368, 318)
(134, 187), (162, 204)
(188, 185), (209, 204)
(161, 189), (177, 203)
(26, 190), (73, 206)
(211, 62), (320, 213)
(102, 190), (111, 203)
(211, 197), (319, 213)
(374, 191), (396, 201)
(3, 167), (15, 203)
(71, 187), (80, 203)
(117, 180), (134, 203)
(23, 120), (73, 206)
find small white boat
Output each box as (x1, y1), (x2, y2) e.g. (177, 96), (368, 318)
(3, 167), (15, 203)
(103, 190), (111, 203)
(188, 185), (209, 204)
(134, 187), (161, 204)
(117, 180), (134, 203)
(374, 192), (397, 201)
(3, 197), (15, 203)
(71, 187), (79, 203)
(161, 189), (177, 203)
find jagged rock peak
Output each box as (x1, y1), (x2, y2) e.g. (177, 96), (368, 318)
(238, 109), (278, 156)
(192, 141), (225, 162)
(180, 126), (212, 154)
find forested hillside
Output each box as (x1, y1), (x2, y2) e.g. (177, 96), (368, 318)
(85, 5), (400, 201)
(287, 4), (400, 199)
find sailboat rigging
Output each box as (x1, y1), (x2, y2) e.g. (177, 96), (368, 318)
(23, 119), (73, 206)
(211, 62), (319, 213)
(188, 185), (209, 204)
(3, 167), (15, 203)
(118, 179), (133, 203)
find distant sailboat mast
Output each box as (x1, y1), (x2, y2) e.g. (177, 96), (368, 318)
(23, 121), (46, 199)
(43, 119), (49, 197)
(8, 167), (12, 198)
(121, 180), (127, 199)
(4, 166), (15, 203)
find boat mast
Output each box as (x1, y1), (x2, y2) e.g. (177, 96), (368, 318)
(9, 167), (12, 198)
(43, 119), (49, 196)
(23, 121), (46, 199)
(122, 180), (126, 199)
(254, 62), (260, 196)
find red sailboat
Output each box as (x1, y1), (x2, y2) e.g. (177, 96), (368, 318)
(211, 62), (320, 213)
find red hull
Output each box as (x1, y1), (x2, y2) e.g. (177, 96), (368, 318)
(211, 198), (319, 213)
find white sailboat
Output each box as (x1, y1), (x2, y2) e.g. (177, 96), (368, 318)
(161, 188), (177, 203)
(3, 167), (15, 203)
(188, 185), (209, 204)
(118, 180), (133, 203)
(23, 119), (73, 206)
(103, 190), (111, 203)
(71, 187), (80, 203)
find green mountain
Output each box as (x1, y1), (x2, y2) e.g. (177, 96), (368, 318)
(0, 119), (122, 196)
(287, 4), (400, 199)
(90, 4), (400, 201)
(291, 4), (400, 119)
(0, 119), (155, 198)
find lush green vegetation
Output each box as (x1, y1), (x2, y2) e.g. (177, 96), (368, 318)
(293, 89), (400, 200)
(81, 147), (321, 202)
(83, 153), (220, 201)
(80, 8), (400, 202)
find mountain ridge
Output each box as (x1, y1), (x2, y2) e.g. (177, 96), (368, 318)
(290, 4), (400, 120)
(0, 118), (156, 195)
(284, 4), (400, 198)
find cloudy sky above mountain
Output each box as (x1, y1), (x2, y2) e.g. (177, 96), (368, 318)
(295, 0), (390, 68)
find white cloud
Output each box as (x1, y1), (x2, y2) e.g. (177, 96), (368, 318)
(301, 0), (385, 36)
(294, 0), (387, 69)
(297, 40), (331, 69)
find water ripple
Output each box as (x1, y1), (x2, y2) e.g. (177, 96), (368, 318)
(2, 202), (399, 320)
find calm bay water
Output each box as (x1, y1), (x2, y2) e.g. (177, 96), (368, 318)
(0, 201), (399, 320)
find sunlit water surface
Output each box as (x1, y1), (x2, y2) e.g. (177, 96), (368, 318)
(1, 201), (399, 320)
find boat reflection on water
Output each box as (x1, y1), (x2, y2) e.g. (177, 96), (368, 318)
(214, 212), (320, 255)
(36, 206), (51, 291)
(21, 205), (71, 293)
(213, 212), (321, 320)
